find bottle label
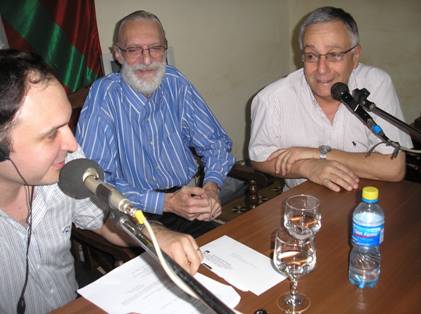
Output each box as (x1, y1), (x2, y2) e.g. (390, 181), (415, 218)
(352, 221), (384, 246)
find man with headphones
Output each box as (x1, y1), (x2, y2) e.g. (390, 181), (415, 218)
(0, 49), (202, 313)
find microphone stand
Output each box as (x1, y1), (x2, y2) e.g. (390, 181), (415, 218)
(106, 209), (235, 314)
(354, 88), (421, 143)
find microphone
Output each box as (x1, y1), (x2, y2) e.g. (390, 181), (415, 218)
(58, 158), (136, 215)
(331, 82), (387, 140)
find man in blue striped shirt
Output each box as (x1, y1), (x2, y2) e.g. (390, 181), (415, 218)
(76, 10), (235, 237)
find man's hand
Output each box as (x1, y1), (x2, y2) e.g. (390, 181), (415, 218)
(164, 186), (213, 221)
(95, 222), (203, 275)
(199, 182), (222, 221)
(151, 224), (203, 275)
(267, 147), (318, 176)
(299, 159), (359, 192)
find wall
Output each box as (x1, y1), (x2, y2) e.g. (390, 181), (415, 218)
(95, 0), (289, 159)
(95, 0), (420, 159)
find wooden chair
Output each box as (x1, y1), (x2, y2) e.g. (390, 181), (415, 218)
(405, 115), (421, 182)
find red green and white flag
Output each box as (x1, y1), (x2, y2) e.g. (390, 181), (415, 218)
(0, 0), (104, 93)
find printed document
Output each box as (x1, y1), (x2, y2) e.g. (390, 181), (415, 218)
(78, 253), (240, 314)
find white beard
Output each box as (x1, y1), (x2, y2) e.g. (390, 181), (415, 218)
(121, 61), (166, 95)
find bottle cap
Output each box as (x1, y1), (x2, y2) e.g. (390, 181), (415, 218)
(362, 186), (379, 201)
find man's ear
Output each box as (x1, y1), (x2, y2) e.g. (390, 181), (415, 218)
(113, 45), (124, 65)
(352, 44), (362, 69)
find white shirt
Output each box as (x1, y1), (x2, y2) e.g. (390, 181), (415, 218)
(0, 148), (104, 313)
(249, 64), (413, 189)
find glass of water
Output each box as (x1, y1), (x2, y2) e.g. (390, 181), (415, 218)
(284, 194), (321, 241)
(273, 228), (316, 313)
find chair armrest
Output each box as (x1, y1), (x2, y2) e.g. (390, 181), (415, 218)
(228, 161), (274, 188)
(71, 226), (141, 273)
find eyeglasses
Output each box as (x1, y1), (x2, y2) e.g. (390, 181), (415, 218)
(117, 45), (167, 59)
(302, 44), (358, 63)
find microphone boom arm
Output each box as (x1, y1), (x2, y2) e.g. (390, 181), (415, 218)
(355, 88), (421, 143)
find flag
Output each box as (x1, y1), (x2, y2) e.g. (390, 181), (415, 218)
(0, 0), (104, 93)
(0, 16), (9, 49)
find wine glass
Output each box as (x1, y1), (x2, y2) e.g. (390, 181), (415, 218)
(273, 229), (316, 313)
(283, 194), (321, 241)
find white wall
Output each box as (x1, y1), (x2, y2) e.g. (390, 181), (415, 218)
(95, 0), (421, 160)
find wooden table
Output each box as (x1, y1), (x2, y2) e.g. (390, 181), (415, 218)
(53, 179), (421, 313)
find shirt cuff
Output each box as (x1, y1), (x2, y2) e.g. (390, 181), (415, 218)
(204, 172), (225, 188)
(142, 190), (165, 215)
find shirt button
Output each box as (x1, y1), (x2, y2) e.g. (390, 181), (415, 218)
(50, 289), (54, 294)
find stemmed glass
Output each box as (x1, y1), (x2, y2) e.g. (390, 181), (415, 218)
(283, 194), (321, 241)
(273, 228), (316, 313)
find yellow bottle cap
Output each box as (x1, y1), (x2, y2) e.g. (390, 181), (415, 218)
(362, 186), (379, 201)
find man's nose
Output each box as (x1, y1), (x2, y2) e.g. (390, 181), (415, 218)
(140, 49), (152, 65)
(316, 55), (329, 74)
(62, 126), (78, 152)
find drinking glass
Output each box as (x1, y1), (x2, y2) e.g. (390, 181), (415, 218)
(284, 194), (321, 241)
(273, 229), (316, 313)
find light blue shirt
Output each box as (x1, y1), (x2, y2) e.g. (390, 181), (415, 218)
(0, 148), (103, 314)
(76, 65), (235, 214)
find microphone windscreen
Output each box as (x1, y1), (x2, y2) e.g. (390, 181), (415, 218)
(331, 82), (349, 101)
(58, 158), (104, 199)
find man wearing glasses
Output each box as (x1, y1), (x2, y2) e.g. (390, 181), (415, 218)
(77, 10), (234, 237)
(249, 6), (412, 192)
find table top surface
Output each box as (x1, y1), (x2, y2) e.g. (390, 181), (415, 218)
(53, 179), (421, 314)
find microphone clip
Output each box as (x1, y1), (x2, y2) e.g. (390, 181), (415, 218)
(353, 88), (374, 111)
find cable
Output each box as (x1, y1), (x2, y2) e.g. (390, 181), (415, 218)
(400, 147), (421, 154)
(134, 211), (198, 297)
(8, 158), (34, 314)
(132, 210), (242, 314)
(365, 140), (400, 159)
(365, 140), (421, 158)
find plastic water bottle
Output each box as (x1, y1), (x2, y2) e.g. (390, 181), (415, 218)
(348, 186), (384, 288)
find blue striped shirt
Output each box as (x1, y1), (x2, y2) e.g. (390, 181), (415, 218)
(76, 65), (235, 214)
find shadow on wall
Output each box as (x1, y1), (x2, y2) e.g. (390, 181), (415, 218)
(240, 14), (307, 161)
(291, 14), (306, 70)
(241, 89), (261, 160)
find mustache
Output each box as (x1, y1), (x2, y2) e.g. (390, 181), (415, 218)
(129, 62), (163, 71)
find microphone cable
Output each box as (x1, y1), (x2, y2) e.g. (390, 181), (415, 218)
(7, 157), (34, 314)
(131, 210), (242, 313)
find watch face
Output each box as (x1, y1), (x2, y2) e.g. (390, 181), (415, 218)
(319, 145), (331, 159)
(320, 145), (331, 154)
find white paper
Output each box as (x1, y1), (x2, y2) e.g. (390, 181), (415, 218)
(201, 235), (286, 295)
(78, 253), (240, 314)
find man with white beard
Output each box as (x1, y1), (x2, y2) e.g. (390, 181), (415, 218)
(76, 10), (235, 237)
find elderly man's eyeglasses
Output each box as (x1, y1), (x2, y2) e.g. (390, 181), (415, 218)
(302, 44), (358, 63)
(117, 45), (167, 59)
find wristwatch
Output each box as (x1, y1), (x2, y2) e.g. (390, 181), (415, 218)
(319, 145), (331, 160)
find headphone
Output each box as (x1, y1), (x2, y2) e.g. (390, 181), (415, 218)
(0, 142), (10, 162)
(0, 140), (32, 313)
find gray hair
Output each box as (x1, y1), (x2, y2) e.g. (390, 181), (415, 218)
(113, 10), (167, 47)
(299, 7), (359, 50)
